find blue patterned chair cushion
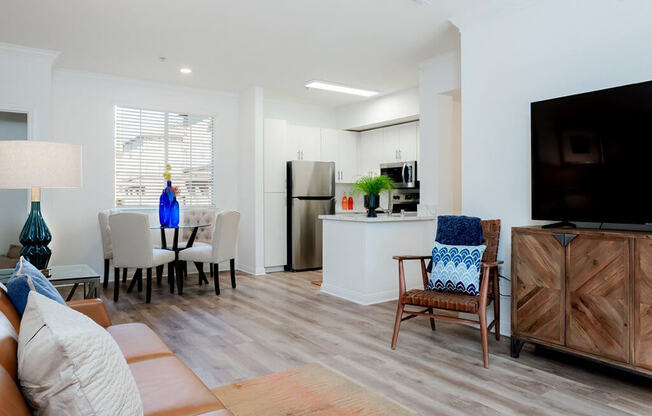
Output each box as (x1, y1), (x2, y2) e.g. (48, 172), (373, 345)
(426, 242), (487, 296)
(435, 215), (484, 246)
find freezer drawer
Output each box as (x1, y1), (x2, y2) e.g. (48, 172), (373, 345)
(289, 198), (334, 270)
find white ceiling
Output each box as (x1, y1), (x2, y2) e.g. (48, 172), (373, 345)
(0, 0), (477, 107)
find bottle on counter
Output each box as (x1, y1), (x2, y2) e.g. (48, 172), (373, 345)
(341, 194), (348, 211)
(348, 195), (353, 211)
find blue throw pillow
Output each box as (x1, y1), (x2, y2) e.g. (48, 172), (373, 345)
(6, 257), (66, 317)
(435, 215), (484, 246)
(426, 242), (486, 296)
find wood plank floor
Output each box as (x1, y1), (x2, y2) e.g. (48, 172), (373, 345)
(95, 269), (652, 416)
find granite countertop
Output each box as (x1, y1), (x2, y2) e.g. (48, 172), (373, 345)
(319, 213), (435, 223)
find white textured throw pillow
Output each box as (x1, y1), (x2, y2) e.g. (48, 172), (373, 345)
(17, 291), (143, 416)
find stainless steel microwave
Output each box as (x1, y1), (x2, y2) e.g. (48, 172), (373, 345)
(380, 161), (417, 189)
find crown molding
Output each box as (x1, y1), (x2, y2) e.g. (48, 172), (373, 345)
(0, 42), (60, 60)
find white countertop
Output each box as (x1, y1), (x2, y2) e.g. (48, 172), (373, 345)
(319, 213), (435, 223)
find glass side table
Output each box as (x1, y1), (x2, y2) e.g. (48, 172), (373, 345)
(0, 264), (101, 301)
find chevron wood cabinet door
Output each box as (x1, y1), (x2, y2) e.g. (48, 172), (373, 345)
(511, 229), (565, 345)
(634, 238), (652, 370)
(566, 234), (629, 363)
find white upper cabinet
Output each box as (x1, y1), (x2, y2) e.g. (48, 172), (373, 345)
(338, 131), (358, 183)
(320, 129), (358, 183)
(359, 129), (383, 177)
(398, 122), (418, 162)
(264, 119), (287, 193)
(381, 125), (401, 162)
(287, 125), (321, 161)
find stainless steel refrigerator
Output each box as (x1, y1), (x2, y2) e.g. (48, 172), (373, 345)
(286, 161), (335, 271)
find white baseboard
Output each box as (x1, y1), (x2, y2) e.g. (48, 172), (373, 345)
(320, 282), (397, 306)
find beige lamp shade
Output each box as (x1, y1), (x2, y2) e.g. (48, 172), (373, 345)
(0, 140), (82, 189)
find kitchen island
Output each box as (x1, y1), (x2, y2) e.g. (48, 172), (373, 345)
(318, 213), (435, 305)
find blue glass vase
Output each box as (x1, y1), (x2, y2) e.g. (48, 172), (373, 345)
(170, 197), (180, 227)
(159, 180), (172, 226)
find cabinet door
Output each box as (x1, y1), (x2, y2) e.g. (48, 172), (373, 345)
(264, 192), (287, 267)
(338, 131), (358, 183)
(286, 124), (302, 161)
(263, 119), (287, 193)
(399, 122), (418, 162)
(382, 125), (400, 163)
(634, 239), (652, 369)
(512, 230), (565, 345)
(566, 235), (629, 362)
(301, 126), (321, 161)
(359, 130), (383, 177)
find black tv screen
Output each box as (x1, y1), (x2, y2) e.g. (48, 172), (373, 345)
(531, 80), (652, 224)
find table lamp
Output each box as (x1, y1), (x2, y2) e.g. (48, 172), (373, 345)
(0, 141), (82, 269)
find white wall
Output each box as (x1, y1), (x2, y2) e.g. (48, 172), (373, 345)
(457, 0), (652, 334)
(50, 70), (240, 277)
(264, 97), (338, 128)
(335, 87), (419, 130)
(0, 44), (57, 255)
(418, 51), (461, 216)
(237, 86), (265, 275)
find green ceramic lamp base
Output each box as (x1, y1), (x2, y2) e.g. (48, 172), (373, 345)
(19, 188), (52, 269)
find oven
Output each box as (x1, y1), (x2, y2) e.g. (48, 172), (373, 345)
(380, 161), (417, 189)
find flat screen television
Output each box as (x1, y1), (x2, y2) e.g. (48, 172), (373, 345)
(531, 80), (652, 225)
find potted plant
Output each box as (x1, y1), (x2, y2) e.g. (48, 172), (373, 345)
(351, 175), (395, 217)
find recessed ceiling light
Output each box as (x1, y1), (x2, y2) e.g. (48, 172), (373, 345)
(305, 80), (379, 97)
(180, 67), (192, 74)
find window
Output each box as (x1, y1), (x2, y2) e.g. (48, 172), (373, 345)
(114, 106), (215, 207)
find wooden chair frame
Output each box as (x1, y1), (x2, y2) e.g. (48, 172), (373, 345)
(391, 219), (502, 368)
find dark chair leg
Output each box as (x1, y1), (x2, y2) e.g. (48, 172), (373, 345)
(196, 262), (204, 285)
(214, 263), (220, 295)
(479, 308), (489, 369)
(122, 268), (127, 283)
(183, 261), (188, 277)
(176, 261), (184, 295)
(427, 307), (436, 331)
(230, 258), (236, 288)
(103, 258), (109, 289)
(146, 268), (152, 303)
(493, 269), (500, 341)
(113, 268), (120, 302)
(156, 265), (163, 286)
(391, 301), (404, 349)
(136, 268), (143, 293)
(127, 269), (139, 294)
(168, 262), (175, 293)
(210, 263), (214, 277)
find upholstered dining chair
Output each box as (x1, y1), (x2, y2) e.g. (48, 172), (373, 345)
(178, 210), (240, 295)
(98, 209), (119, 288)
(391, 219), (502, 368)
(178, 208), (218, 278)
(109, 212), (176, 303)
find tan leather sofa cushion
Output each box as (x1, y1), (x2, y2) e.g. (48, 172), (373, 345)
(0, 289), (19, 378)
(108, 323), (173, 363)
(0, 366), (30, 416)
(129, 355), (226, 416)
(67, 299), (112, 328)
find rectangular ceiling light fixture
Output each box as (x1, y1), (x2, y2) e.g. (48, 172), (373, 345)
(305, 80), (379, 97)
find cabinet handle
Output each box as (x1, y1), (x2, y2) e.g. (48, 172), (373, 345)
(301, 150), (304, 160)
(399, 149), (402, 160)
(395, 150), (398, 160)
(297, 150), (300, 160)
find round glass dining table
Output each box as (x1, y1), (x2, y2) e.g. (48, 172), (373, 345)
(149, 223), (211, 295)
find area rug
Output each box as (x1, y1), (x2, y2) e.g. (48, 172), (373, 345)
(211, 363), (416, 416)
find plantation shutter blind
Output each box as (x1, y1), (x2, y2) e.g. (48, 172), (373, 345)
(115, 106), (215, 207)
